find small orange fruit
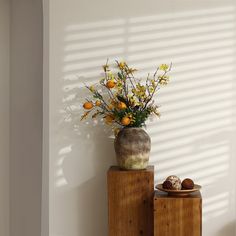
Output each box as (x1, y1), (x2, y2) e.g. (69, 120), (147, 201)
(121, 117), (131, 126)
(117, 102), (127, 110)
(83, 102), (93, 110)
(95, 100), (101, 106)
(108, 104), (114, 110)
(105, 115), (114, 124)
(106, 80), (116, 89)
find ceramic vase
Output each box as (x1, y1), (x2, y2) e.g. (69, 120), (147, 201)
(114, 127), (151, 170)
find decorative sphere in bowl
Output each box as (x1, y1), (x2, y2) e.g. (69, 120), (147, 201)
(182, 178), (194, 190)
(165, 175), (181, 190)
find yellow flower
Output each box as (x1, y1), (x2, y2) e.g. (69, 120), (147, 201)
(118, 61), (126, 69)
(116, 81), (123, 88)
(95, 100), (101, 106)
(154, 110), (161, 117)
(149, 86), (154, 93)
(137, 83), (146, 92)
(160, 64), (169, 71)
(128, 95), (136, 105)
(108, 72), (115, 80)
(159, 75), (169, 85)
(89, 85), (95, 92)
(151, 79), (156, 87)
(127, 68), (137, 74)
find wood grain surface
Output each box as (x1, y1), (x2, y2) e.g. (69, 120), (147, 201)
(154, 191), (202, 236)
(107, 166), (154, 236)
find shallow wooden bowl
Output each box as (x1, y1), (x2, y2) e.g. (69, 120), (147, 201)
(155, 184), (202, 196)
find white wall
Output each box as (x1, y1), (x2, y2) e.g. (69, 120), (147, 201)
(0, 0), (10, 235)
(10, 1), (43, 236)
(47, 0), (236, 235)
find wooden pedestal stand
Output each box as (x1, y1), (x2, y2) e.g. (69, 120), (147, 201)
(107, 166), (154, 236)
(154, 191), (202, 236)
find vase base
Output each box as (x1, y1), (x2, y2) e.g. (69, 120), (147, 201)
(117, 155), (149, 170)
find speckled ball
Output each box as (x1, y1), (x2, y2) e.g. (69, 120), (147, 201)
(163, 180), (173, 190)
(166, 175), (182, 190)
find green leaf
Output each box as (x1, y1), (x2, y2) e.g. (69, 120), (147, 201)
(117, 72), (124, 80)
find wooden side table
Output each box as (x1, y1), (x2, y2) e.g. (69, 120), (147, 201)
(154, 191), (202, 236)
(107, 166), (154, 236)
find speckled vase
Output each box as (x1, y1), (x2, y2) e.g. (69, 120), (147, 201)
(114, 127), (151, 170)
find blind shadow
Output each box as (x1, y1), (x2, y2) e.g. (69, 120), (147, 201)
(51, 5), (236, 236)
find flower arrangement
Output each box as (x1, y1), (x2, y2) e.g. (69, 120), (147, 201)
(81, 60), (171, 132)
